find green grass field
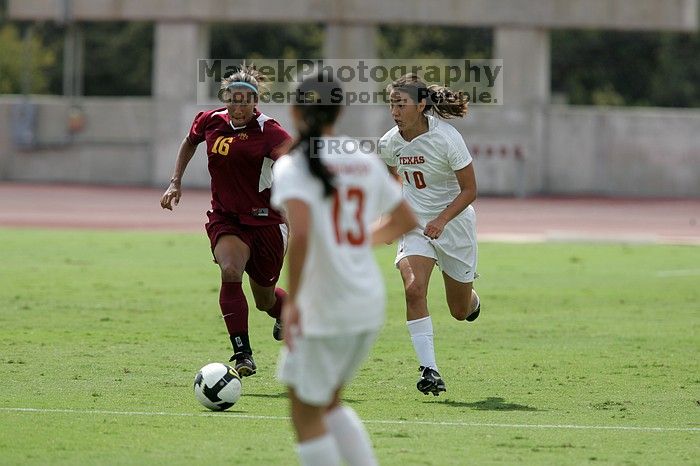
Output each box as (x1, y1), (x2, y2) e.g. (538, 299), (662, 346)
(0, 229), (698, 465)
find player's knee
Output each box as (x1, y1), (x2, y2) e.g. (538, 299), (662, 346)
(253, 293), (275, 312)
(448, 302), (469, 321)
(219, 263), (244, 282)
(404, 281), (428, 305)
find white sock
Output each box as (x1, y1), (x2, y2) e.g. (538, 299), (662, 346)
(297, 434), (341, 466)
(407, 316), (437, 371)
(325, 406), (378, 466)
(471, 289), (480, 313)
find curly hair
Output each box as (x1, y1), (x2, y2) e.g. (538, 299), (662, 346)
(387, 73), (468, 119)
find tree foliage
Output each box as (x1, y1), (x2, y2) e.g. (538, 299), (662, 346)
(0, 18), (697, 108)
(0, 23), (56, 94)
(551, 30), (700, 107)
(379, 25), (492, 59)
(648, 33), (700, 107)
(82, 22), (153, 96)
(210, 23), (324, 60)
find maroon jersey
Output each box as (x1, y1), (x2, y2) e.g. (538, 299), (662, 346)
(187, 108), (292, 226)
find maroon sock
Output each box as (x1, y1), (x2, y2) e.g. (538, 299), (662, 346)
(265, 287), (287, 319)
(220, 282), (249, 334)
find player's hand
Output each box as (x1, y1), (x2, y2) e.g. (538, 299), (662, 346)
(160, 183), (181, 210)
(424, 217), (447, 239)
(282, 301), (301, 351)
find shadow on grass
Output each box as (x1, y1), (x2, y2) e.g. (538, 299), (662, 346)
(432, 397), (542, 411)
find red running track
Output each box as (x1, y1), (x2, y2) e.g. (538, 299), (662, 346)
(1, 183), (698, 245)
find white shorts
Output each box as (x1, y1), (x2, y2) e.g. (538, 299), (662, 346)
(277, 330), (379, 406)
(395, 212), (478, 283)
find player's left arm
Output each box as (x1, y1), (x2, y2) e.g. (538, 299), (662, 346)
(268, 122), (294, 160)
(280, 198), (311, 349)
(423, 164), (477, 239)
(270, 137), (294, 159)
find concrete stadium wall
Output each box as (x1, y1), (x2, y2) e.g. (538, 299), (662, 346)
(1, 96), (699, 197)
(9, 0), (698, 31)
(545, 106), (700, 197)
(0, 96), (153, 185)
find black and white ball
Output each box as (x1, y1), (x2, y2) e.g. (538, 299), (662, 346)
(193, 363), (242, 411)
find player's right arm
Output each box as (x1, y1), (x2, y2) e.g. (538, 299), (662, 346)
(270, 156), (315, 350)
(375, 132), (404, 239)
(160, 137), (197, 210)
(280, 197), (310, 350)
(161, 110), (209, 210)
(387, 165), (400, 179)
(378, 131), (399, 180)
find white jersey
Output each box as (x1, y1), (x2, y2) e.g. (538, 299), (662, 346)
(379, 115), (473, 221)
(271, 136), (403, 336)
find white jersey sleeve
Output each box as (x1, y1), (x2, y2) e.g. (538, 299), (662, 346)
(443, 124), (472, 171)
(271, 155), (319, 210)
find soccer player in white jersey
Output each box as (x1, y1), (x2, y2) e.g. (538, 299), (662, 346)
(379, 73), (481, 396)
(271, 73), (417, 466)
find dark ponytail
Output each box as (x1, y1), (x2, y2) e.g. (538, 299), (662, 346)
(292, 72), (343, 197)
(295, 116), (335, 197)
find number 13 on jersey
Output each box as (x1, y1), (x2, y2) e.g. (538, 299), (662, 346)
(333, 186), (365, 246)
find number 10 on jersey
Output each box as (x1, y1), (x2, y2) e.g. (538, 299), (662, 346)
(333, 187), (365, 246)
(403, 170), (426, 189)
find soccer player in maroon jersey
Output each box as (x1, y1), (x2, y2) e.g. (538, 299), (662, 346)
(160, 65), (293, 377)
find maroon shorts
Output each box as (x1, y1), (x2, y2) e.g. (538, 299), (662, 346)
(205, 210), (286, 286)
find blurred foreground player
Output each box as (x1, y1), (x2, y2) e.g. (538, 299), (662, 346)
(160, 65), (292, 376)
(272, 72), (417, 466)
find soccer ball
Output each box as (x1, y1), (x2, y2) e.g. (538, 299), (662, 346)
(193, 363), (242, 411)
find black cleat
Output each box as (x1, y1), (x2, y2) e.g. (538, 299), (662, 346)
(230, 352), (257, 377)
(416, 366), (446, 396)
(466, 301), (481, 322)
(272, 318), (283, 341)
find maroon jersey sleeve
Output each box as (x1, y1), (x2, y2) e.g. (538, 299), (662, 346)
(265, 120), (293, 160)
(186, 111), (210, 146)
